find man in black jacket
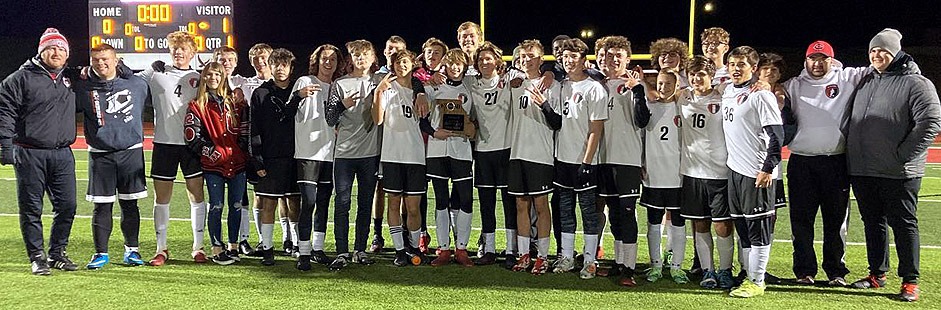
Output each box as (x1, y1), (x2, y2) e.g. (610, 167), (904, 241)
(0, 28), (79, 275)
(846, 28), (941, 302)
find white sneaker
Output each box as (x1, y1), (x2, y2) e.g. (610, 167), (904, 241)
(552, 256), (576, 273)
(579, 262), (597, 279)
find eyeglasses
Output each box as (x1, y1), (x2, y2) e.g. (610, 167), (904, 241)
(659, 52), (681, 58)
(702, 41), (728, 47)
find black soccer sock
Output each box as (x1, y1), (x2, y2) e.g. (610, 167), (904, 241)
(479, 187), (497, 233)
(118, 200), (140, 248)
(92, 202), (114, 253)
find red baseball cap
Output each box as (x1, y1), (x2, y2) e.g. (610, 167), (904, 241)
(806, 40), (834, 58)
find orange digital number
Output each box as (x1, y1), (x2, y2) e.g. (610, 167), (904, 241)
(137, 4), (172, 23)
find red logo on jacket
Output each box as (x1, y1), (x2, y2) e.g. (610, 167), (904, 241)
(825, 84), (839, 99)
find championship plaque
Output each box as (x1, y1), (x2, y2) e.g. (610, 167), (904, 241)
(436, 98), (475, 138)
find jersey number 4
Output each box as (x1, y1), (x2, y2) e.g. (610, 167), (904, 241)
(174, 85), (183, 98)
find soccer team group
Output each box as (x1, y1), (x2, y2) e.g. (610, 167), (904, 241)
(0, 21), (937, 301)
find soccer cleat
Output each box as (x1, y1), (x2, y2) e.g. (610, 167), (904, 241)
(646, 268), (663, 282)
(580, 262), (597, 279)
(192, 249), (208, 263)
(296, 255), (312, 271)
(149, 250), (169, 266)
(86, 253), (110, 270)
(512, 254), (532, 272)
(251, 242), (266, 257)
(530, 257), (548, 275)
(419, 232), (431, 254)
(503, 253), (518, 270)
(431, 250), (452, 267)
(796, 275), (815, 285)
(552, 257), (576, 273)
(261, 248), (276, 266)
(619, 268), (637, 287)
(476, 235), (486, 258)
(48, 254), (78, 271)
(828, 277), (848, 287)
(900, 283), (919, 302)
(663, 250), (673, 270)
(31, 257), (51, 276)
(729, 279), (766, 298)
(393, 250), (410, 267)
(291, 246), (300, 258)
(370, 237), (385, 253)
(311, 250), (331, 265)
(454, 249), (474, 267)
(734, 269), (747, 286)
(716, 269), (735, 289)
(671, 268), (690, 284)
(211, 251), (236, 265)
(123, 250), (145, 266)
(238, 240), (255, 256)
(283, 240), (295, 256)
(764, 272), (783, 285)
(598, 264), (620, 278)
(476, 252), (498, 265)
(352, 251), (374, 265)
(226, 249), (241, 262)
(850, 274), (887, 289)
(700, 270), (718, 288)
(328, 254), (349, 271)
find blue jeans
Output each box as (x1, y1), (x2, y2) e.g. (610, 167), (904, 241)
(205, 171), (246, 247)
(333, 156), (378, 253)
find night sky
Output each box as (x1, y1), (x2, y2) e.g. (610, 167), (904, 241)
(1, 0), (939, 78)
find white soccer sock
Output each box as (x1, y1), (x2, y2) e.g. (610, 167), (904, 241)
(614, 240), (624, 265)
(561, 232), (576, 258)
(694, 232), (715, 272)
(298, 239), (312, 256)
(280, 217), (290, 242)
(517, 235), (530, 257)
(390, 226), (405, 251)
(537, 237), (550, 258)
(312, 231), (326, 251)
(741, 246), (752, 278)
(435, 209), (451, 250)
(622, 242), (638, 270)
(716, 235), (734, 270)
(449, 209), (458, 231)
(665, 222), (675, 252)
(261, 223), (274, 250)
(409, 230), (422, 249)
(506, 229), (518, 255)
(289, 221), (299, 247)
(647, 224), (662, 267)
(190, 201), (207, 251)
(751, 245), (771, 285)
(239, 206), (251, 242)
(254, 208), (263, 241)
(153, 202), (170, 252)
(484, 232), (496, 254)
(456, 211), (473, 250)
(669, 224), (686, 269)
(125, 245), (139, 253)
(583, 234), (599, 265)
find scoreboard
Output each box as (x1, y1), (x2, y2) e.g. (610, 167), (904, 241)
(88, 0), (234, 70)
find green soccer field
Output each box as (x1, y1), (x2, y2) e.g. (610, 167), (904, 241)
(1, 150), (939, 309)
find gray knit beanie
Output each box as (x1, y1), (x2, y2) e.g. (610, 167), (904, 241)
(869, 28), (902, 56)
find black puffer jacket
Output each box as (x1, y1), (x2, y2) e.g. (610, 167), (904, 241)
(0, 57), (76, 149)
(847, 52), (941, 179)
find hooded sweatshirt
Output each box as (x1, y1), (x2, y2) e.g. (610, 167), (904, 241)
(0, 57), (76, 149)
(783, 60), (870, 156)
(847, 52), (941, 179)
(73, 62), (149, 152)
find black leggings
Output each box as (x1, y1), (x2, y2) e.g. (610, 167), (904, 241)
(431, 179), (473, 213)
(92, 200), (140, 253)
(646, 208), (685, 227)
(297, 182), (334, 242)
(479, 187), (514, 233)
(607, 197), (639, 243)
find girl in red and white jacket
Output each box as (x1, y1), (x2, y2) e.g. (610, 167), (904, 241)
(184, 62), (250, 265)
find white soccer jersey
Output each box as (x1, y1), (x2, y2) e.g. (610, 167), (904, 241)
(600, 79), (644, 167)
(230, 74), (267, 106)
(783, 65), (869, 156)
(722, 85), (783, 179)
(332, 74), (380, 159)
(380, 81), (425, 165)
(425, 81), (474, 161)
(293, 76), (335, 162)
(556, 78), (608, 164)
(679, 88), (728, 179)
(468, 75), (511, 152)
(643, 101), (682, 188)
(508, 78), (562, 165)
(138, 65), (199, 145)
(712, 66), (731, 85)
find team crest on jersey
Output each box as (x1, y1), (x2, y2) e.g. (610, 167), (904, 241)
(617, 84), (629, 95)
(497, 79), (506, 89)
(736, 92), (749, 105)
(825, 84), (839, 99)
(458, 93), (468, 104)
(708, 103), (720, 114)
(673, 115), (681, 127)
(188, 77), (199, 88)
(571, 92), (584, 103)
(62, 77), (71, 88)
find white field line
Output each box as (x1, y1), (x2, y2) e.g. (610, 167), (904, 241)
(1, 213), (939, 250)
